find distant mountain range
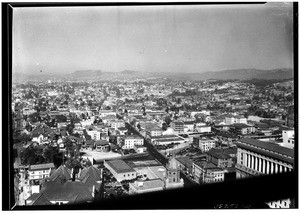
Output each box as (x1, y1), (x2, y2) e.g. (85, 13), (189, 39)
(12, 68), (293, 82)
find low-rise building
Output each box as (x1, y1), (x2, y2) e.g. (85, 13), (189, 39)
(123, 135), (144, 149)
(151, 134), (185, 146)
(109, 120), (125, 130)
(86, 126), (101, 141)
(28, 163), (55, 182)
(129, 179), (164, 194)
(282, 129), (294, 149)
(145, 126), (163, 138)
(195, 125), (211, 133)
(225, 115), (247, 125)
(231, 123), (255, 135)
(104, 160), (137, 182)
(170, 121), (184, 134)
(194, 136), (216, 152)
(118, 127), (128, 135)
(207, 148), (234, 168)
(134, 145), (147, 153)
(192, 160), (225, 184)
(94, 140), (110, 152)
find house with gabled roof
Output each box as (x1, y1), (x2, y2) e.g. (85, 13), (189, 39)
(25, 181), (95, 205)
(47, 165), (72, 182)
(78, 165), (103, 193)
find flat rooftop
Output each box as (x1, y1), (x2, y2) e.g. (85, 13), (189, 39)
(105, 160), (135, 173)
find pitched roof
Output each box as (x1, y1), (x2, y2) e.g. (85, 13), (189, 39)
(41, 181), (94, 203)
(48, 165), (72, 181)
(31, 193), (52, 206)
(26, 193), (41, 202)
(79, 166), (102, 182)
(81, 175), (101, 192)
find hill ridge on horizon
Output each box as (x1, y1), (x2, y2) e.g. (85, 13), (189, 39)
(12, 68), (293, 82)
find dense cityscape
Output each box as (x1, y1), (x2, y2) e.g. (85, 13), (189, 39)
(12, 76), (295, 208)
(7, 1), (295, 209)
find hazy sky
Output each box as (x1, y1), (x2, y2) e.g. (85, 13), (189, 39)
(13, 3), (293, 74)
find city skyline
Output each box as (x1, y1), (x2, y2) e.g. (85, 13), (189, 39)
(13, 3), (293, 75)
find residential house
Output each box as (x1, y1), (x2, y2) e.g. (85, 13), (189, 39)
(94, 140), (110, 152)
(28, 163), (55, 183)
(134, 145), (147, 153)
(118, 127), (128, 136)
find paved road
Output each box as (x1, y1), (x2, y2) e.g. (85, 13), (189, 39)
(125, 122), (168, 166)
(125, 122), (196, 187)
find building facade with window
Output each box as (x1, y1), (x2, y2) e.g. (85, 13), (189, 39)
(192, 161), (225, 184)
(28, 163), (55, 182)
(104, 160), (137, 182)
(282, 129), (294, 149)
(235, 138), (294, 208)
(123, 135), (144, 149)
(194, 136), (216, 152)
(170, 121), (184, 134)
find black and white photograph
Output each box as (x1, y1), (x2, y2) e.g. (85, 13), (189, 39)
(2, 1), (297, 210)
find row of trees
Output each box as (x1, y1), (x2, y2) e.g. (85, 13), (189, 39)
(20, 145), (63, 167)
(19, 137), (85, 169)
